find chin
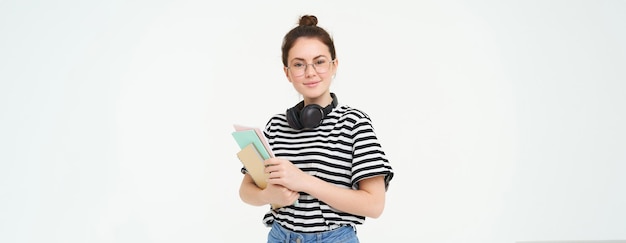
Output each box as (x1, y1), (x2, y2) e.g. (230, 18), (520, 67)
(299, 89), (328, 100)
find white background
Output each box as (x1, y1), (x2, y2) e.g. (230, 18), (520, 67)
(1, 1), (625, 242)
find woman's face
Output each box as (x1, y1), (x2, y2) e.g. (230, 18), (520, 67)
(284, 37), (337, 102)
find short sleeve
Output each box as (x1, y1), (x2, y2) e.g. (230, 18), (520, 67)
(350, 115), (394, 190)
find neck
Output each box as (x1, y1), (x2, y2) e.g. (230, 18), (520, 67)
(304, 92), (333, 107)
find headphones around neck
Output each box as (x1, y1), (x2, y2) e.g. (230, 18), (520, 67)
(286, 93), (338, 130)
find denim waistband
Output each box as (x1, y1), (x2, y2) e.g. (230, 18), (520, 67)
(268, 222), (358, 243)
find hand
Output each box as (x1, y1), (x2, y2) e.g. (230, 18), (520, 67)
(264, 157), (310, 192)
(262, 183), (299, 206)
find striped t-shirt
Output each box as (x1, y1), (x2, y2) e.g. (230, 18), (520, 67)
(260, 103), (394, 233)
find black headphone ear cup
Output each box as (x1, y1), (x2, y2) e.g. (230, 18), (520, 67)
(286, 93), (337, 130)
(300, 104), (324, 129)
(286, 107), (303, 130)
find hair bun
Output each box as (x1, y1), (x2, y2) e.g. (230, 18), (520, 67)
(298, 15), (318, 27)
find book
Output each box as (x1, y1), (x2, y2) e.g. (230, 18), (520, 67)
(231, 127), (272, 160)
(232, 124), (297, 209)
(236, 143), (269, 189)
(233, 124), (274, 158)
(235, 135), (283, 209)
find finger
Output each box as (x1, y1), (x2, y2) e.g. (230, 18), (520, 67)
(266, 166), (279, 175)
(265, 165), (279, 174)
(267, 171), (280, 180)
(264, 158), (279, 166)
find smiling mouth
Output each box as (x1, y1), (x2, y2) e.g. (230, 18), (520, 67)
(304, 81), (321, 86)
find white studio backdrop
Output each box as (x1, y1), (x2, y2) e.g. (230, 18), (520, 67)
(1, 1), (625, 242)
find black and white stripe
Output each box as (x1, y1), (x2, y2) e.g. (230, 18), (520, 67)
(259, 104), (394, 233)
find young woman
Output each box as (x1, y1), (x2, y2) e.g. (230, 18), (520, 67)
(239, 14), (394, 243)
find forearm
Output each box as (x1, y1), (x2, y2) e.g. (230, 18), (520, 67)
(302, 175), (386, 218)
(239, 174), (269, 206)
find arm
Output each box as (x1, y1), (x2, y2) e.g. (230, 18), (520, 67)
(305, 175), (386, 218)
(239, 172), (300, 207)
(265, 158), (387, 218)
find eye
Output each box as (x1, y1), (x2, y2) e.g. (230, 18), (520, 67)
(315, 59), (327, 65)
(291, 62), (305, 68)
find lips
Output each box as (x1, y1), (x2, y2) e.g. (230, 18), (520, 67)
(304, 81), (321, 87)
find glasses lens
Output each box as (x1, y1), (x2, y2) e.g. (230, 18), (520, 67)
(314, 59), (330, 74)
(290, 61), (305, 76)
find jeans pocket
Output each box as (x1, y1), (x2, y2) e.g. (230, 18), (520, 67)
(267, 223), (288, 243)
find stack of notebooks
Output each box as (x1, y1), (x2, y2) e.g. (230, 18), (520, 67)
(231, 125), (282, 208)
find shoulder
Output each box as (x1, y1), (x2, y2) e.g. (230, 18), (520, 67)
(264, 112), (288, 130)
(334, 104), (372, 123)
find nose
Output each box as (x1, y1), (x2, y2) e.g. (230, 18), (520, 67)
(304, 64), (317, 77)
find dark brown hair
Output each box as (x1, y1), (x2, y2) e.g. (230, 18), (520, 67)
(281, 15), (336, 67)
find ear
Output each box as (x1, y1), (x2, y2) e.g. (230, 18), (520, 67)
(284, 66), (292, 82)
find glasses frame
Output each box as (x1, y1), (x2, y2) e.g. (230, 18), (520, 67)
(286, 59), (336, 77)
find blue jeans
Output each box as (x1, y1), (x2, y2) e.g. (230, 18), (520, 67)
(267, 222), (359, 243)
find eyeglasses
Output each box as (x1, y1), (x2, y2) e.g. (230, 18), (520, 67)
(286, 58), (335, 77)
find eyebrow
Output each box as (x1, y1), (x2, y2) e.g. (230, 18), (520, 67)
(289, 55), (328, 62)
